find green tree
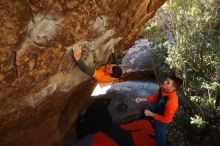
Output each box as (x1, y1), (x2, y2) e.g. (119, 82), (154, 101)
(166, 0), (220, 99)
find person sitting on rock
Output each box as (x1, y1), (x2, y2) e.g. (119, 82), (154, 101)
(72, 44), (122, 83)
(135, 75), (182, 146)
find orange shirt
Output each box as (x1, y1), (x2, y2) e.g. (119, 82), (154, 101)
(93, 66), (118, 83)
(146, 88), (178, 123)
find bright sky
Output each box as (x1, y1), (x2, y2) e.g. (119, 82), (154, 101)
(91, 83), (112, 96)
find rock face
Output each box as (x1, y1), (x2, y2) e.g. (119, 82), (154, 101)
(0, 0), (165, 145)
(122, 39), (153, 73)
(121, 39), (155, 80)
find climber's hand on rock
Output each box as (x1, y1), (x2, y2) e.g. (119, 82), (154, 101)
(72, 43), (81, 61)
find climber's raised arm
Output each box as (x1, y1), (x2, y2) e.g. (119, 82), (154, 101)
(72, 44), (95, 76)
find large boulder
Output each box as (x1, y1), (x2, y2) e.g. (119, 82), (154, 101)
(0, 0), (165, 145)
(122, 39), (153, 73)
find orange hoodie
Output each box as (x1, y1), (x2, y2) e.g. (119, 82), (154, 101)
(93, 66), (118, 83)
(146, 88), (178, 123)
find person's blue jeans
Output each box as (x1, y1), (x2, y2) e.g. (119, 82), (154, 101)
(154, 120), (168, 146)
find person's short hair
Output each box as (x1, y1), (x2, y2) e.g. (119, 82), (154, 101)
(110, 66), (122, 78)
(168, 75), (183, 88)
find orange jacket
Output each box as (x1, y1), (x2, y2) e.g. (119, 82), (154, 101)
(93, 66), (118, 83)
(146, 87), (178, 123)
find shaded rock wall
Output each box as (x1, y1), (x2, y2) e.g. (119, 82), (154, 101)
(122, 39), (153, 72)
(121, 39), (155, 79)
(0, 0), (165, 145)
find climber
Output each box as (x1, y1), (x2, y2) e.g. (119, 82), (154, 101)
(72, 43), (123, 83)
(135, 75), (182, 146)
